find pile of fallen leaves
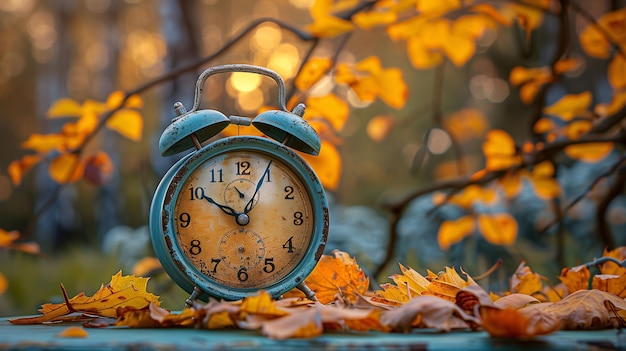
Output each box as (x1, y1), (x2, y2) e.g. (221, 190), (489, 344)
(10, 248), (626, 339)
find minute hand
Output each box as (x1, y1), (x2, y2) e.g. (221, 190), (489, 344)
(244, 160), (273, 214)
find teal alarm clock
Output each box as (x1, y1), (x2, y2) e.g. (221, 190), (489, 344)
(149, 64), (329, 303)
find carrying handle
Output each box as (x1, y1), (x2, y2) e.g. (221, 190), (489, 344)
(191, 64), (287, 113)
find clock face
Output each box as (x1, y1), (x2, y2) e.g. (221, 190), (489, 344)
(172, 150), (314, 289)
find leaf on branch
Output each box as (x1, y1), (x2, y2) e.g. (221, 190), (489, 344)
(482, 130), (521, 171)
(295, 57), (333, 91)
(0, 271), (7, 296)
(47, 98), (85, 118)
(564, 120), (614, 162)
(8, 154), (42, 186)
(9, 271), (160, 324)
(509, 66), (554, 104)
(366, 115), (395, 142)
(595, 91), (626, 118)
(579, 8), (626, 59)
(437, 215), (475, 250)
(0, 228), (40, 254)
(306, 0), (355, 38)
(477, 213), (518, 246)
(353, 9), (397, 30)
(106, 91), (143, 110)
(608, 54), (626, 90)
(298, 140), (342, 191)
(600, 247), (626, 275)
(106, 109), (143, 142)
(49, 153), (85, 184)
(543, 91), (592, 121)
(443, 108), (489, 141)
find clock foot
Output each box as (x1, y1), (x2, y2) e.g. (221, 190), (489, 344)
(185, 286), (202, 308)
(296, 282), (318, 302)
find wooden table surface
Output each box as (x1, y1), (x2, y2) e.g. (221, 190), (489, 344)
(1, 317), (624, 350)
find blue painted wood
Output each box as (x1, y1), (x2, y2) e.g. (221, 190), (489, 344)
(1, 318), (624, 351)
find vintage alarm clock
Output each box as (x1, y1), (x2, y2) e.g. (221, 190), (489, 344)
(149, 64), (329, 303)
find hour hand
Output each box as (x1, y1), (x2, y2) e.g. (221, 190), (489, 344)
(201, 195), (239, 217)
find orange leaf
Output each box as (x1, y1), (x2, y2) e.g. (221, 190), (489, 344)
(371, 66), (408, 109)
(301, 250), (369, 304)
(106, 109), (143, 141)
(510, 262), (542, 295)
(0, 271), (7, 296)
(0, 229), (20, 247)
(261, 305), (322, 339)
(444, 108), (489, 141)
(443, 30), (476, 68)
(306, 15), (354, 38)
(608, 54), (626, 90)
(426, 267), (475, 302)
(47, 98), (83, 118)
(305, 94), (349, 132)
(595, 91), (626, 118)
(600, 247), (626, 275)
(240, 291), (289, 318)
(366, 115), (395, 142)
(565, 143), (614, 163)
(132, 257), (162, 277)
(529, 161), (560, 199)
(8, 154), (43, 185)
(554, 58), (582, 74)
(480, 305), (559, 338)
(499, 172), (523, 198)
(295, 58), (333, 91)
(478, 213), (518, 246)
(299, 141), (342, 191)
(437, 215), (475, 250)
(49, 153), (84, 184)
(20, 134), (66, 153)
(591, 274), (626, 298)
(542, 289), (626, 329)
(416, 0), (461, 15)
(543, 91), (592, 121)
(56, 326), (88, 338)
(558, 265), (590, 294)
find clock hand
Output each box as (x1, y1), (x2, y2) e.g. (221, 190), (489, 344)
(201, 195), (239, 217)
(244, 160), (273, 214)
(233, 186), (245, 199)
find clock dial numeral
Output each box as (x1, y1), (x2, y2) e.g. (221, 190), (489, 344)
(284, 186), (294, 199)
(237, 267), (249, 282)
(210, 258), (221, 273)
(282, 236), (294, 253)
(263, 258), (275, 273)
(235, 161), (251, 175)
(189, 239), (202, 255)
(210, 168), (223, 183)
(293, 212), (304, 226)
(189, 186), (206, 200)
(179, 212), (191, 227)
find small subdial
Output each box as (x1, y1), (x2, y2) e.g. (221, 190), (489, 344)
(224, 179), (259, 212)
(217, 228), (265, 270)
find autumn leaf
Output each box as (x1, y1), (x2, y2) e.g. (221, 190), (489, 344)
(106, 109), (143, 142)
(509, 66), (554, 104)
(477, 213), (518, 246)
(353, 9), (397, 30)
(493, 294), (541, 309)
(0, 271), (7, 296)
(558, 265), (591, 294)
(443, 108), (489, 141)
(381, 295), (478, 332)
(10, 271), (160, 324)
(304, 93), (349, 132)
(240, 290), (289, 318)
(482, 130), (521, 170)
(480, 305), (560, 338)
(564, 120), (614, 162)
(299, 141), (342, 191)
(8, 154), (43, 186)
(543, 91), (592, 121)
(437, 215), (475, 250)
(306, 0), (355, 38)
(510, 262), (543, 295)
(261, 305), (322, 339)
(49, 153), (85, 184)
(541, 289), (626, 329)
(294, 250), (369, 304)
(366, 115), (395, 142)
(132, 256), (163, 277)
(592, 274), (626, 298)
(600, 247), (626, 275)
(295, 57), (333, 91)
(608, 54), (626, 90)
(0, 229), (40, 254)
(579, 8), (626, 59)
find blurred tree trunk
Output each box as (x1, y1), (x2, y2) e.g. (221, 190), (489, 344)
(152, 0), (202, 176)
(34, 2), (78, 250)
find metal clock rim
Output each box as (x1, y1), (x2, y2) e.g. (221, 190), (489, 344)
(150, 136), (329, 301)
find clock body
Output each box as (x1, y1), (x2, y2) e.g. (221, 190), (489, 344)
(149, 136), (329, 301)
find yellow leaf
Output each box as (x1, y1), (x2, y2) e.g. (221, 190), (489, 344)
(295, 57), (333, 91)
(47, 98), (83, 118)
(510, 262), (543, 295)
(106, 109), (143, 141)
(304, 94), (349, 132)
(470, 4), (511, 26)
(554, 58), (582, 74)
(482, 130), (521, 170)
(437, 215), (475, 250)
(442, 33), (476, 67)
(10, 271), (160, 324)
(106, 91), (143, 110)
(353, 9), (396, 30)
(387, 16), (428, 41)
(240, 291), (289, 318)
(608, 54), (626, 90)
(366, 115), (395, 142)
(500, 172), (523, 198)
(20, 134), (66, 153)
(565, 142), (614, 163)
(478, 213), (518, 246)
(580, 24), (611, 58)
(447, 184), (496, 208)
(595, 91), (626, 118)
(307, 15), (355, 38)
(373, 67), (408, 109)
(579, 8), (626, 59)
(0, 229), (20, 247)
(543, 91), (592, 121)
(444, 108), (489, 141)
(8, 154), (43, 185)
(600, 247), (626, 275)
(407, 36), (443, 69)
(533, 118), (554, 134)
(132, 257), (162, 277)
(416, 0), (460, 15)
(57, 326), (88, 338)
(49, 153), (84, 184)
(299, 141), (341, 191)
(300, 250), (369, 304)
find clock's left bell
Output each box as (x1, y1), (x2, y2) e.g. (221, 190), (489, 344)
(159, 102), (230, 156)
